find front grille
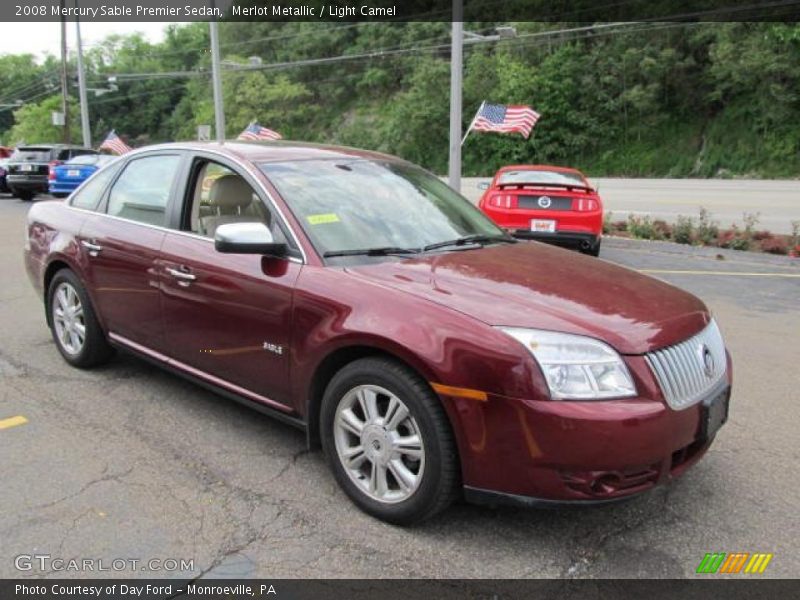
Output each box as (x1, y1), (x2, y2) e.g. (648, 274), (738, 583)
(645, 320), (727, 410)
(518, 195), (573, 211)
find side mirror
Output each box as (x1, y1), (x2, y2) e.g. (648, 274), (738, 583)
(214, 222), (287, 256)
(477, 181), (490, 190)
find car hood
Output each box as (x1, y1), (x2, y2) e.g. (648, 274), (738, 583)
(344, 242), (709, 354)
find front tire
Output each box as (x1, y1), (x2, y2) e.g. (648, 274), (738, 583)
(47, 269), (114, 368)
(321, 357), (459, 525)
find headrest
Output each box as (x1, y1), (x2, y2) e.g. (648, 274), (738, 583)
(208, 174), (253, 209)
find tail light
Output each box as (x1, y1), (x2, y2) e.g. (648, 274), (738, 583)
(573, 198), (599, 212)
(488, 194), (518, 209)
(48, 160), (60, 180)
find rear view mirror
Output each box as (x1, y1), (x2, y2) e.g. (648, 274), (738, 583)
(214, 222), (287, 257)
(478, 182), (490, 190)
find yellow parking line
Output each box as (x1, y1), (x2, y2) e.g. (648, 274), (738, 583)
(0, 415), (28, 430)
(639, 269), (800, 278)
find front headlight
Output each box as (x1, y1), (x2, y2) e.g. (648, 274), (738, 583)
(497, 327), (637, 400)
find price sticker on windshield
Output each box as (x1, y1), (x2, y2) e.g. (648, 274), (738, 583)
(307, 213), (341, 225)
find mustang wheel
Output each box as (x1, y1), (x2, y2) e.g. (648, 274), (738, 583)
(48, 270), (114, 368)
(321, 357), (459, 525)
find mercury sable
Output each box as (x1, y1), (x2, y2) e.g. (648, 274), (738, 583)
(23, 142), (732, 524)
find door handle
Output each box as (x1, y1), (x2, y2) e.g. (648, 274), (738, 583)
(80, 240), (103, 256)
(166, 267), (196, 286)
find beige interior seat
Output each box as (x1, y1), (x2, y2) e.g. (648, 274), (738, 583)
(200, 174), (258, 237)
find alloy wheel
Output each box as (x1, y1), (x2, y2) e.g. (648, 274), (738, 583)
(52, 281), (86, 356)
(333, 384), (425, 504)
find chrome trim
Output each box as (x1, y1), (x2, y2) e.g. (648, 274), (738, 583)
(65, 144), (308, 264)
(80, 240), (103, 253)
(645, 320), (727, 410)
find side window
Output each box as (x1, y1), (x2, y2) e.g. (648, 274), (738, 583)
(57, 149), (71, 161)
(69, 162), (122, 211)
(186, 160), (286, 244)
(107, 155), (180, 227)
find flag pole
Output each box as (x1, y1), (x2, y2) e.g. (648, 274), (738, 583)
(461, 100), (485, 146)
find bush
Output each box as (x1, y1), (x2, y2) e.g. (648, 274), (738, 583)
(613, 219), (628, 232)
(627, 215), (662, 240)
(742, 212), (760, 237)
(673, 216), (694, 244)
(759, 236), (788, 255)
(653, 219), (672, 239)
(603, 212), (614, 235)
(696, 207), (719, 245)
(717, 226), (751, 251)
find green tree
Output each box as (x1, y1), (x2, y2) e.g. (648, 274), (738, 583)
(7, 95), (80, 145)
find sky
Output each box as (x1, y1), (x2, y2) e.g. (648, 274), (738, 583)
(0, 22), (170, 59)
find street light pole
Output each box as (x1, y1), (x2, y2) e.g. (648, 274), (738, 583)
(75, 11), (91, 147)
(448, 0), (463, 192)
(209, 21), (226, 144)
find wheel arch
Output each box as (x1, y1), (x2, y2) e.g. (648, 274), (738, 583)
(304, 343), (441, 451)
(43, 259), (73, 328)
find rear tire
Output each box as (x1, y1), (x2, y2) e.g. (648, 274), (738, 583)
(321, 357), (459, 525)
(582, 239), (601, 257)
(47, 269), (115, 368)
(52, 192), (69, 199)
(17, 191), (34, 201)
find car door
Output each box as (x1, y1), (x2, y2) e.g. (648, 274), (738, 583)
(159, 154), (302, 410)
(78, 152), (184, 352)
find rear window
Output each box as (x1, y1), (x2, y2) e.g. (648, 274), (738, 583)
(11, 148), (52, 162)
(498, 170), (586, 187)
(66, 154), (100, 166)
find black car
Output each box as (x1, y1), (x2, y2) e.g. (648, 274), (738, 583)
(6, 144), (97, 201)
(0, 158), (9, 194)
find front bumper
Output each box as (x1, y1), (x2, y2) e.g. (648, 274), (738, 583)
(439, 354), (732, 504)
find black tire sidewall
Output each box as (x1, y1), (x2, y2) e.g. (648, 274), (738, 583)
(320, 358), (455, 525)
(47, 269), (109, 368)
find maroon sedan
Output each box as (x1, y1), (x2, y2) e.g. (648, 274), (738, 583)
(24, 142), (731, 524)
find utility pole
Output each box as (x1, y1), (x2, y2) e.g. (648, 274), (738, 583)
(448, 0), (463, 192)
(75, 8), (91, 147)
(209, 21), (225, 143)
(59, 1), (70, 143)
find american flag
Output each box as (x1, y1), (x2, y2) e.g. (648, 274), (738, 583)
(99, 130), (132, 155)
(237, 122), (282, 141)
(471, 103), (540, 139)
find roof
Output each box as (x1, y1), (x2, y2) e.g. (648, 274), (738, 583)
(140, 140), (403, 164)
(16, 143), (95, 150)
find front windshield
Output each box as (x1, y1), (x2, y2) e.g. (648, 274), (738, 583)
(261, 159), (504, 257)
(499, 169), (586, 187)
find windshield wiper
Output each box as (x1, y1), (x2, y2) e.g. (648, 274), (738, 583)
(422, 234), (517, 252)
(323, 246), (420, 258)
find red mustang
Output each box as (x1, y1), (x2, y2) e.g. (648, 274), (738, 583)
(24, 142), (731, 524)
(478, 165), (603, 255)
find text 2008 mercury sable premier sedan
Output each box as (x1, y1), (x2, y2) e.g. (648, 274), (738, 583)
(24, 142), (732, 524)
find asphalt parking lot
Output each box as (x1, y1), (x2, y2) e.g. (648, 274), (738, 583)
(1, 193), (798, 579)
